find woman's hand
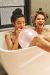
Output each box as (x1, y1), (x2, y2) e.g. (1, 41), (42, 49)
(5, 33), (11, 39)
(15, 29), (22, 38)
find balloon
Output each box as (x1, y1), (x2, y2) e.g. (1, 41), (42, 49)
(18, 28), (38, 48)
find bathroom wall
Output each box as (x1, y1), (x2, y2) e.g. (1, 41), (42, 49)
(0, 0), (30, 29)
(31, 0), (50, 24)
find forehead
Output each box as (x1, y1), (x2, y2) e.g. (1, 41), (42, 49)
(16, 17), (25, 22)
(36, 14), (44, 18)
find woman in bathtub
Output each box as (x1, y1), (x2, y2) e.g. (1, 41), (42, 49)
(31, 8), (49, 34)
(5, 8), (50, 51)
(30, 8), (50, 51)
(5, 8), (26, 50)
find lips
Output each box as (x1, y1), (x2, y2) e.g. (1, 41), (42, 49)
(39, 23), (43, 25)
(20, 26), (23, 29)
(38, 23), (44, 28)
(18, 26), (25, 31)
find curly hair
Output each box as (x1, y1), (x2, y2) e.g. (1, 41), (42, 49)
(32, 8), (48, 24)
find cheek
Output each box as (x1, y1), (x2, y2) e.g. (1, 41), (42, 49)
(35, 20), (39, 25)
(14, 24), (19, 29)
(43, 20), (45, 23)
(16, 25), (22, 29)
(15, 24), (17, 27)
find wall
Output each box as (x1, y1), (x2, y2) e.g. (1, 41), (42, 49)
(31, 0), (50, 24)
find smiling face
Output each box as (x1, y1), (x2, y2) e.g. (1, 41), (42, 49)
(14, 17), (25, 30)
(35, 14), (45, 29)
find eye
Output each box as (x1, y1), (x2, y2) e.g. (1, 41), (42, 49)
(37, 18), (40, 20)
(17, 22), (21, 24)
(42, 18), (45, 20)
(37, 18), (45, 20)
(17, 23), (21, 24)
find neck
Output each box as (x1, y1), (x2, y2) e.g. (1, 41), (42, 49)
(35, 27), (43, 34)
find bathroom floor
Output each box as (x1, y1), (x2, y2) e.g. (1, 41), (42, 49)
(0, 63), (8, 75)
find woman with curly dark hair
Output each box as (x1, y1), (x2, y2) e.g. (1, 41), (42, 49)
(32, 8), (48, 34)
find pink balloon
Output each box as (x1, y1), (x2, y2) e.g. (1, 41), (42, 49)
(18, 28), (38, 48)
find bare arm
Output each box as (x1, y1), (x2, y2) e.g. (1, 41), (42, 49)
(5, 33), (18, 50)
(5, 33), (13, 50)
(11, 38), (18, 50)
(30, 35), (50, 52)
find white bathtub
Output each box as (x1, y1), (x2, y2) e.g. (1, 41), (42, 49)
(0, 31), (50, 75)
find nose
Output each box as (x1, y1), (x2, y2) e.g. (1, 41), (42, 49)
(21, 23), (25, 27)
(40, 19), (43, 21)
(39, 19), (44, 23)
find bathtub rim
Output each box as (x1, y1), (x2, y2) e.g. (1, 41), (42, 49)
(0, 46), (37, 53)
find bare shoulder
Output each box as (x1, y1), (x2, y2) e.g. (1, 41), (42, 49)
(44, 28), (50, 33)
(5, 31), (14, 38)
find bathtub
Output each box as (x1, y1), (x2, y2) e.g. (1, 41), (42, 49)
(0, 31), (50, 75)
